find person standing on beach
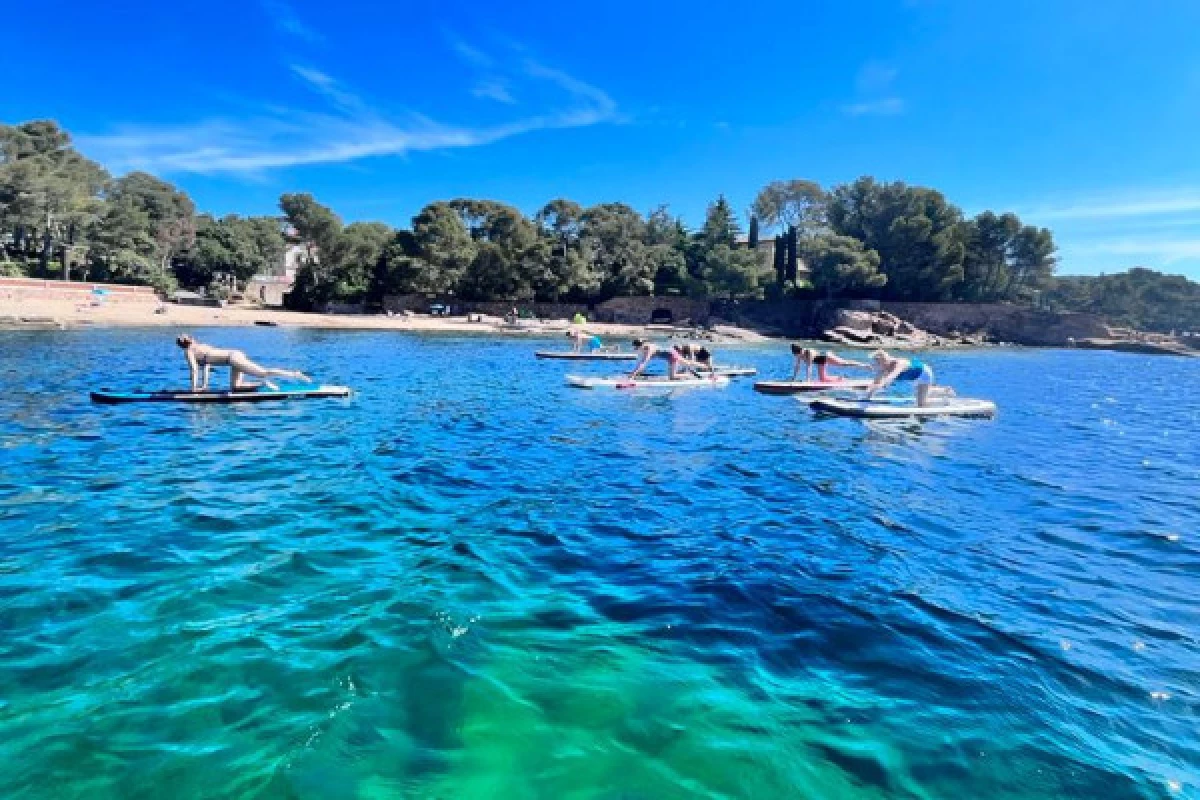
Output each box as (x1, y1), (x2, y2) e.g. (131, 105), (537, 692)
(177, 334), (310, 392)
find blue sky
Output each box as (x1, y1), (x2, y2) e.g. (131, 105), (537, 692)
(7, 0), (1200, 278)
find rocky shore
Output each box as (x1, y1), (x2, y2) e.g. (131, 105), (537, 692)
(819, 309), (994, 350)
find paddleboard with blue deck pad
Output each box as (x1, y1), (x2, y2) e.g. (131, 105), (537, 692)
(90, 385), (351, 404)
(809, 397), (996, 418)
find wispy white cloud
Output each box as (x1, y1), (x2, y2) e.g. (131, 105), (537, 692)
(841, 97), (905, 116)
(77, 50), (619, 176)
(446, 34), (494, 69)
(1065, 237), (1200, 265)
(471, 79), (515, 105)
(261, 0), (323, 44)
(843, 61), (904, 117)
(1021, 189), (1200, 221)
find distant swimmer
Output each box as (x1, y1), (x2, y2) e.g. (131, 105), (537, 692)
(791, 346), (871, 382)
(176, 334), (310, 392)
(629, 339), (702, 380)
(866, 349), (944, 406)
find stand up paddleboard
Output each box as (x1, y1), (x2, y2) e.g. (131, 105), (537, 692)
(644, 366), (758, 378)
(90, 385), (352, 404)
(754, 380), (873, 395)
(809, 397), (996, 418)
(535, 351), (638, 361)
(566, 374), (730, 390)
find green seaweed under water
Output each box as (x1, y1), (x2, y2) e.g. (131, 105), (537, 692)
(0, 329), (1196, 799)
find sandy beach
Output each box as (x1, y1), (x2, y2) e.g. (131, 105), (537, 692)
(0, 297), (771, 343)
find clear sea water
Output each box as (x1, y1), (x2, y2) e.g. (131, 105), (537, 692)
(0, 328), (1197, 799)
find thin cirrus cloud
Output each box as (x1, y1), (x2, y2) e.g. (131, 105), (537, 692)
(1064, 237), (1200, 267)
(261, 0), (323, 44)
(1020, 189), (1200, 221)
(842, 62), (904, 117)
(1020, 188), (1200, 273)
(471, 79), (516, 105)
(841, 97), (905, 117)
(76, 39), (619, 177)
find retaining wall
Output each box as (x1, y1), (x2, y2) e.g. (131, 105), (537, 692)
(0, 277), (159, 305)
(381, 294), (710, 324)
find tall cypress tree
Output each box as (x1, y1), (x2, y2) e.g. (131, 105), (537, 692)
(748, 216), (760, 249)
(773, 234), (786, 285)
(786, 226), (798, 283)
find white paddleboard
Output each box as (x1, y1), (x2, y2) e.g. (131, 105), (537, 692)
(566, 374), (731, 390)
(644, 366), (758, 378)
(754, 380), (873, 395)
(535, 350), (637, 360)
(809, 397), (997, 418)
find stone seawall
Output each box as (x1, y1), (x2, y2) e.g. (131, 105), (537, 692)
(382, 294), (710, 324)
(0, 277), (159, 306)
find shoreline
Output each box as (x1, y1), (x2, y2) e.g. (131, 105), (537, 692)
(4, 299), (1195, 357)
(0, 300), (771, 344)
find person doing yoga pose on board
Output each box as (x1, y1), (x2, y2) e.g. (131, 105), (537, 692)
(629, 339), (705, 381)
(866, 349), (952, 407)
(177, 334), (310, 392)
(565, 328), (606, 353)
(790, 346), (871, 382)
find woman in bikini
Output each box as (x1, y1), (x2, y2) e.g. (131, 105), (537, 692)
(177, 334), (310, 392)
(790, 345), (871, 382)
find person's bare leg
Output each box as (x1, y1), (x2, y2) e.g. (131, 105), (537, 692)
(916, 383), (931, 407)
(230, 355), (296, 390)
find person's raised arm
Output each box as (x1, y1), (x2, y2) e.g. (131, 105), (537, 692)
(866, 361), (905, 398)
(629, 349), (650, 379)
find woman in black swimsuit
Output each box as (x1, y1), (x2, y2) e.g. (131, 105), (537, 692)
(177, 334), (310, 391)
(790, 345), (870, 382)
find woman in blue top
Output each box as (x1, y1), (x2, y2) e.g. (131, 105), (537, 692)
(867, 349), (936, 406)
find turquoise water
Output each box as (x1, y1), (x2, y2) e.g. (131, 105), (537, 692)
(1, 328), (1197, 799)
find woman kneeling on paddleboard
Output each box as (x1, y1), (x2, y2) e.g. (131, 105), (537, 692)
(791, 346), (870, 382)
(866, 349), (938, 406)
(177, 334), (310, 392)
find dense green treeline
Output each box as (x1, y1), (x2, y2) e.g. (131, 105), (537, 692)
(1044, 268), (1200, 333)
(6, 117), (1190, 329)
